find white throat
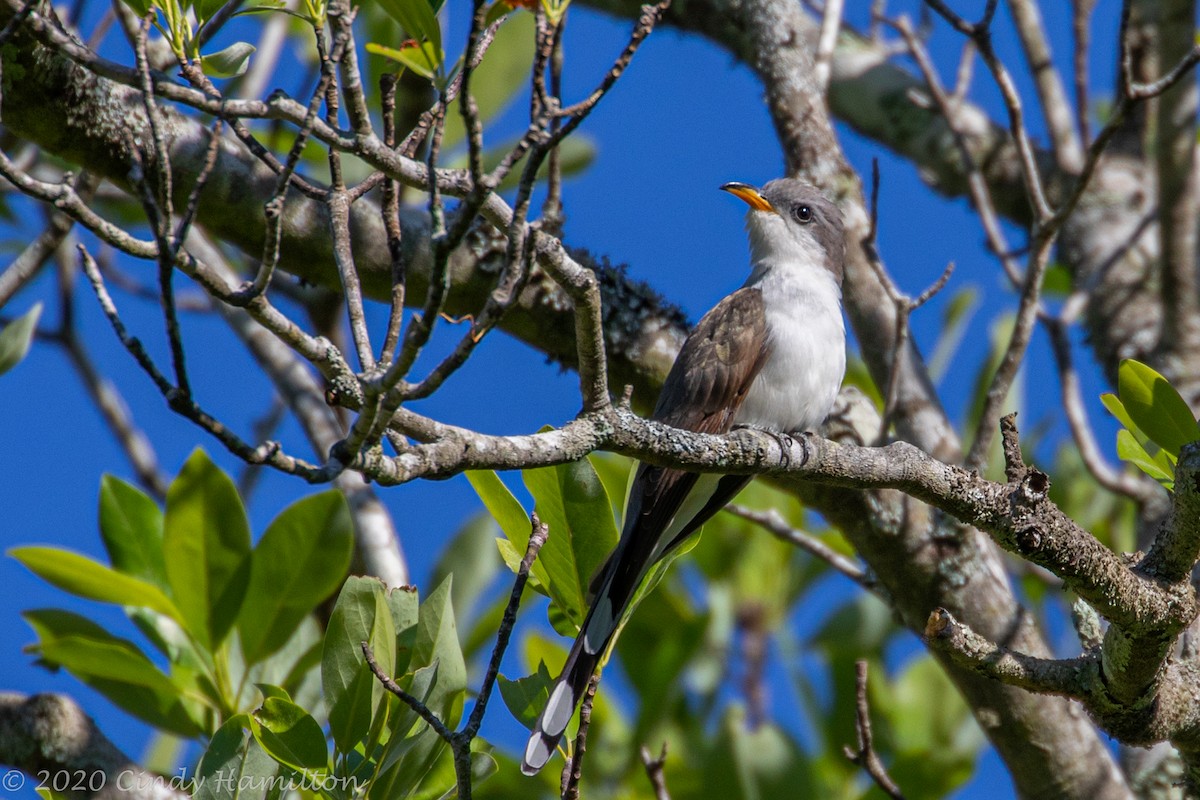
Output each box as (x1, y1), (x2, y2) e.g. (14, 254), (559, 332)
(735, 214), (846, 434)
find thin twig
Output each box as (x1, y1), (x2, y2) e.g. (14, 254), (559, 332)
(1006, 0), (1083, 172)
(386, 12), (510, 167)
(843, 661), (905, 799)
(1072, 0), (1094, 145)
(725, 504), (873, 590)
(171, 117), (224, 253)
(812, 0), (843, 93)
(362, 642), (457, 741)
(378, 72), (406, 366)
(463, 513), (549, 737)
(364, 513), (549, 800)
(0, 172), (98, 307)
(561, 673), (600, 800)
(640, 743), (671, 800)
(215, 32), (343, 306)
(237, 397), (287, 500)
(132, 18), (191, 398)
(924, 0), (1051, 220)
(79, 245), (323, 479)
(858, 158), (953, 442)
(317, 11), (376, 373)
(542, 17), (566, 234)
(53, 238), (169, 499)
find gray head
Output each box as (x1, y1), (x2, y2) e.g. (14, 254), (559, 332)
(721, 178), (845, 286)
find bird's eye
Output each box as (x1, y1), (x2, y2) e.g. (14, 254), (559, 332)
(793, 205), (813, 223)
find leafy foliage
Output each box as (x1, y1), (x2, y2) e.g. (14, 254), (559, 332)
(13, 452), (476, 800)
(0, 302), (40, 377)
(1103, 358), (1200, 489)
(14, 440), (991, 799)
(468, 454), (984, 798)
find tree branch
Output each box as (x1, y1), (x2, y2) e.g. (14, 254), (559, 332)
(0, 692), (188, 800)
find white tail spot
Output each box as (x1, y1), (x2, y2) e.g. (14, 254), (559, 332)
(522, 733), (551, 775)
(543, 680), (574, 738)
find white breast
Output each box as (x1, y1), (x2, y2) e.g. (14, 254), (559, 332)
(734, 263), (846, 433)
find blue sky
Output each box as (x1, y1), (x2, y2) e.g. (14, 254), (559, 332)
(0, 1), (1129, 797)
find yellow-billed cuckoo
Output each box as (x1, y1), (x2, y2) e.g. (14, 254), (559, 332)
(521, 178), (847, 775)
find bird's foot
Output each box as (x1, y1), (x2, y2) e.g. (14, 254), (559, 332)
(733, 426), (800, 469)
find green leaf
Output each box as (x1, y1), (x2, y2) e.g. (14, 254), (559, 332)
(1100, 393), (1145, 443)
(523, 457), (620, 631)
(196, 0), (227, 21)
(196, 715), (283, 800)
(370, 663), (451, 799)
(699, 708), (815, 800)
(429, 514), (502, 628)
(498, 662), (553, 730)
(258, 617), (324, 708)
(98, 475), (167, 589)
(373, 0), (441, 52)
(539, 0), (568, 25)
(0, 302), (41, 377)
(1118, 358), (1199, 456)
(25, 610), (202, 737)
(117, 0), (152, 18)
(202, 42), (256, 77)
(410, 576), (466, 726)
(389, 585), (421, 674)
(366, 579), (464, 798)
(414, 750), (496, 800)
(164, 449), (252, 650)
(1117, 429), (1175, 484)
(238, 490), (353, 665)
(366, 41), (444, 79)
(466, 472), (529, 541)
(255, 683), (291, 702)
(876, 656), (984, 796)
(11, 546), (182, 620)
(468, 472), (551, 591)
(384, 662), (440, 745)
(587, 453), (634, 520)
(1040, 263), (1073, 297)
(323, 577), (398, 753)
(251, 697), (329, 773)
(928, 287), (979, 383)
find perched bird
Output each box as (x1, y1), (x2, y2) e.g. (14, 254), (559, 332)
(521, 178), (847, 775)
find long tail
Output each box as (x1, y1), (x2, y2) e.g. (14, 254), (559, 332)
(520, 566), (634, 775)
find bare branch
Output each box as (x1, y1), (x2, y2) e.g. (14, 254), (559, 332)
(561, 673), (600, 800)
(1006, 0), (1083, 172)
(725, 504), (873, 589)
(363, 641), (456, 741)
(812, 0), (843, 92)
(0, 692), (188, 800)
(639, 743), (671, 800)
(464, 513), (549, 737)
(0, 172), (98, 307)
(78, 245), (325, 479)
(925, 609), (1095, 696)
(1072, 0), (1094, 145)
(843, 661), (905, 799)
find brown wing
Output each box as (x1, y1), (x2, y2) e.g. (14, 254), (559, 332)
(652, 286), (770, 431)
(588, 288), (770, 598)
(633, 285), (770, 538)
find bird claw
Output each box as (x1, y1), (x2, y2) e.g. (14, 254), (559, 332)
(734, 426), (800, 469)
(773, 431), (796, 469)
